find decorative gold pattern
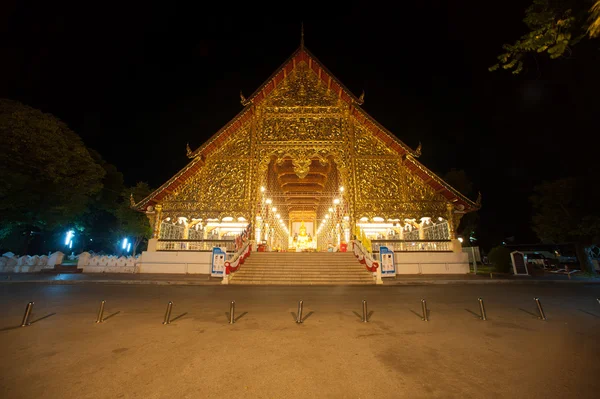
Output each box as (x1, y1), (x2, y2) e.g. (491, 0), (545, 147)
(354, 124), (394, 155)
(266, 62), (339, 107)
(144, 51), (477, 238)
(261, 116), (343, 142)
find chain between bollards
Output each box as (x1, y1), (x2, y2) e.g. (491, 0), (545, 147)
(163, 301), (173, 325)
(478, 297), (487, 321)
(95, 300), (106, 323)
(362, 299), (368, 323)
(421, 299), (428, 321)
(534, 297), (546, 320)
(229, 301), (235, 324)
(21, 301), (34, 327)
(296, 300), (303, 324)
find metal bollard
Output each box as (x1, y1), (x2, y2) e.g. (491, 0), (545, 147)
(362, 299), (368, 323)
(421, 299), (428, 321)
(21, 302), (34, 327)
(534, 297), (546, 320)
(229, 301), (235, 324)
(296, 300), (303, 324)
(597, 298), (600, 305)
(96, 300), (106, 323)
(163, 301), (173, 325)
(478, 297), (487, 321)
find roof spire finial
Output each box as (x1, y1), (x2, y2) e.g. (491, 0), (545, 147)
(300, 21), (304, 49)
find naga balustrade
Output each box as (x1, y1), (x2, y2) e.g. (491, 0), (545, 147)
(224, 241), (251, 275)
(351, 240), (379, 272)
(156, 239), (236, 252)
(371, 239), (452, 252)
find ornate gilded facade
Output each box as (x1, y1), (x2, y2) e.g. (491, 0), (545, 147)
(135, 45), (479, 248)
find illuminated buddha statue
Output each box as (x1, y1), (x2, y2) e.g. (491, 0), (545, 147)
(296, 221), (313, 250)
(299, 221), (307, 238)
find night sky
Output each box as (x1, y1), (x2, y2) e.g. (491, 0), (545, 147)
(2, 1), (599, 250)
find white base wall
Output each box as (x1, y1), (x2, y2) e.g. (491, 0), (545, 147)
(136, 251), (212, 274)
(82, 266), (136, 273)
(393, 252), (469, 274)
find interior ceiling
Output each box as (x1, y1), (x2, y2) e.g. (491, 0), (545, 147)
(272, 158), (332, 213)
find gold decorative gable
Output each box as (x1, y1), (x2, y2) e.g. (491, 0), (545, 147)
(136, 46), (479, 228)
(354, 123), (394, 155)
(265, 62), (340, 108)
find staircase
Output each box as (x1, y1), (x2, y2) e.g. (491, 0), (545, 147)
(230, 252), (375, 285)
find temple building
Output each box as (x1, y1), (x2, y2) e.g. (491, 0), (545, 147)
(134, 41), (480, 278)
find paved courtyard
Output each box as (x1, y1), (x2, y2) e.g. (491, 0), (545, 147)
(1, 284), (600, 398)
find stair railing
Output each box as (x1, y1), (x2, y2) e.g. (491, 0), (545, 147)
(351, 240), (383, 285)
(221, 240), (252, 285)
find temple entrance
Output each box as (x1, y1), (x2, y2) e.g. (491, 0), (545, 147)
(255, 155), (348, 252)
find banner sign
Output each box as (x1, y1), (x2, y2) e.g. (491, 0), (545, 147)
(211, 247), (227, 277)
(379, 246), (396, 277)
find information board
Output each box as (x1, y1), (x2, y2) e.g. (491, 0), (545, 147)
(379, 246), (396, 277)
(211, 247), (227, 277)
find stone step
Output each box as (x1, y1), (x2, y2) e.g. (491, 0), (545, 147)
(238, 266), (367, 270)
(229, 251), (373, 285)
(242, 262), (365, 269)
(231, 277), (374, 282)
(230, 281), (374, 285)
(234, 274), (371, 279)
(242, 261), (362, 265)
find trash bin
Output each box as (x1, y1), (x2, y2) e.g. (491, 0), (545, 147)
(340, 243), (348, 252)
(257, 244), (266, 252)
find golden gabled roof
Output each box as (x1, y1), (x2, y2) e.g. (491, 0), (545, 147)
(135, 46), (480, 213)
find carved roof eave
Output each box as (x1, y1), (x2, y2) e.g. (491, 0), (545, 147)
(406, 156), (480, 213)
(135, 106), (254, 211)
(134, 155), (205, 212)
(348, 106), (480, 213)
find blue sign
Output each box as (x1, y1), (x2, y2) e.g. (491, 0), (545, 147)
(211, 247), (227, 277)
(379, 246), (396, 277)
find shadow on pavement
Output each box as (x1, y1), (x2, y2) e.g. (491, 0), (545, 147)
(352, 310), (374, 322)
(578, 309), (600, 318)
(409, 309), (423, 319)
(0, 325), (21, 332)
(102, 311), (120, 322)
(225, 311), (248, 323)
(464, 309), (481, 319)
(30, 313), (56, 324)
(518, 308), (538, 318)
(291, 311), (314, 323)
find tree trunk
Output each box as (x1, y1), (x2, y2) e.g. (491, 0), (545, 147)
(575, 242), (596, 274)
(132, 236), (142, 257)
(22, 228), (32, 255)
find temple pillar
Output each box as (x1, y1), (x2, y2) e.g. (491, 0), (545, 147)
(418, 223), (426, 240)
(153, 204), (163, 239)
(181, 219), (189, 250)
(147, 238), (158, 252)
(446, 203), (456, 239)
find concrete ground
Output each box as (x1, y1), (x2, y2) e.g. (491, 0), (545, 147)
(2, 271), (599, 286)
(1, 284), (600, 398)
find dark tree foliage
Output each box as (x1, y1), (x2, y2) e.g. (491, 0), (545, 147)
(444, 169), (479, 243)
(490, 0), (599, 74)
(531, 176), (600, 273)
(115, 182), (153, 256)
(488, 245), (512, 273)
(0, 99), (105, 253)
